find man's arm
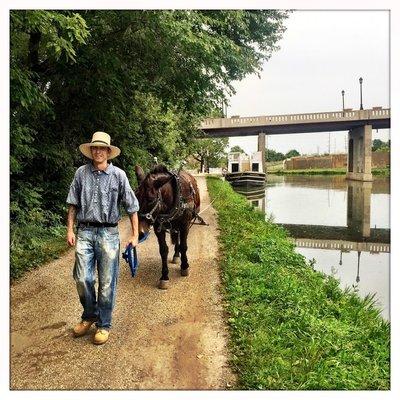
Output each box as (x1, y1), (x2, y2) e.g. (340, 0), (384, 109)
(119, 170), (139, 247)
(127, 212), (139, 247)
(67, 205), (77, 246)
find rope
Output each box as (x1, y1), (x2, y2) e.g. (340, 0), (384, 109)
(197, 196), (217, 216)
(197, 184), (226, 216)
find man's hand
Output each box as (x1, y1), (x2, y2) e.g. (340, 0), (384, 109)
(127, 212), (139, 248)
(67, 230), (76, 246)
(126, 236), (139, 248)
(67, 205), (77, 246)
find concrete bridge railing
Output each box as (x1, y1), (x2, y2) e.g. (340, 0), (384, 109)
(293, 238), (390, 253)
(200, 108), (390, 129)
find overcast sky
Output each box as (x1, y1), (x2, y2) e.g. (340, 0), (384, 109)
(228, 10), (390, 155)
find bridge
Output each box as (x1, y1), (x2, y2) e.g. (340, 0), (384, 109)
(291, 238), (390, 254)
(200, 107), (390, 181)
(281, 224), (390, 246)
(291, 237), (389, 284)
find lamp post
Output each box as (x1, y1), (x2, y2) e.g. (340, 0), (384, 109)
(359, 77), (364, 110)
(356, 250), (361, 283)
(341, 90), (345, 115)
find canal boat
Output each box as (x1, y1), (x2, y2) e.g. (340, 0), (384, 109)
(225, 151), (266, 187)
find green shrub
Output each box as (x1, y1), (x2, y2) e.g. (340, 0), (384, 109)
(10, 221), (69, 280)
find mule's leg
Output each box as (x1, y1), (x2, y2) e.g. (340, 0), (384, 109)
(171, 230), (180, 264)
(179, 226), (190, 277)
(155, 229), (169, 289)
(172, 244), (180, 264)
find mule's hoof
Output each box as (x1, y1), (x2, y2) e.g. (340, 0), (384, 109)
(180, 268), (189, 277)
(158, 280), (169, 290)
(171, 256), (180, 264)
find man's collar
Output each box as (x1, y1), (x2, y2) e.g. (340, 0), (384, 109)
(90, 162), (113, 175)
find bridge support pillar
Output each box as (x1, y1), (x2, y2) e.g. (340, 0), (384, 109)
(347, 180), (372, 238)
(346, 125), (373, 181)
(258, 132), (266, 172)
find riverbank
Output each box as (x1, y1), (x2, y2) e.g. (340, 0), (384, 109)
(268, 166), (389, 176)
(207, 176), (390, 389)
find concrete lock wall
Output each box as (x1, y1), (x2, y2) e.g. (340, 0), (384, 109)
(284, 152), (389, 170)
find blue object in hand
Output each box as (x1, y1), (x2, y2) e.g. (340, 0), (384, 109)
(122, 231), (150, 278)
(122, 243), (139, 277)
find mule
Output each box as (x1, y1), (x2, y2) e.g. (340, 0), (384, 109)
(135, 165), (200, 289)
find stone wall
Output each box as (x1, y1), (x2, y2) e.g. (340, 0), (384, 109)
(284, 152), (389, 170)
(372, 151), (390, 168)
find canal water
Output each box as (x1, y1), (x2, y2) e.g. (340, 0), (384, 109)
(233, 175), (390, 320)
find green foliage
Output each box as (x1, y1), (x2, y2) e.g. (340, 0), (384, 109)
(10, 222), (69, 280)
(265, 148), (301, 162)
(265, 148), (285, 161)
(285, 149), (300, 158)
(372, 167), (390, 176)
(189, 137), (229, 171)
(207, 177), (390, 389)
(273, 168), (347, 175)
(10, 10), (90, 224)
(10, 10), (290, 277)
(372, 139), (390, 152)
(230, 145), (246, 154)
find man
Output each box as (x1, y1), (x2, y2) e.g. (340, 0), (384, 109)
(66, 131), (139, 345)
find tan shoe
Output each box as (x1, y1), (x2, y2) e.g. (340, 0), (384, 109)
(73, 320), (94, 337)
(93, 328), (110, 345)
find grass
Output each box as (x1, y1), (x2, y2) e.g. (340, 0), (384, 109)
(372, 167), (390, 176)
(269, 166), (390, 176)
(207, 176), (390, 390)
(10, 223), (69, 280)
(266, 161), (284, 173)
(270, 167), (347, 175)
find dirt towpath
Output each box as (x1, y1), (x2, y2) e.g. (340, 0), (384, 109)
(10, 176), (234, 390)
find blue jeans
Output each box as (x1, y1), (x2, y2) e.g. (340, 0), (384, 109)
(73, 226), (120, 329)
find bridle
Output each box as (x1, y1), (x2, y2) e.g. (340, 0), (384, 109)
(138, 172), (196, 232)
(139, 189), (163, 224)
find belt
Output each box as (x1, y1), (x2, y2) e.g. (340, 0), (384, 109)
(78, 221), (118, 228)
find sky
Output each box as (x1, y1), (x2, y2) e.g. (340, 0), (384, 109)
(228, 10), (390, 155)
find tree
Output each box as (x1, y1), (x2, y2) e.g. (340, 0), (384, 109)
(265, 148), (285, 162)
(10, 10), (290, 224)
(285, 149), (300, 158)
(230, 145), (246, 154)
(372, 139), (390, 152)
(372, 139), (384, 152)
(10, 10), (89, 223)
(190, 138), (229, 172)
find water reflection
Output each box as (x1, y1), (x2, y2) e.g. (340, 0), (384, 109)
(234, 186), (266, 213)
(233, 175), (390, 320)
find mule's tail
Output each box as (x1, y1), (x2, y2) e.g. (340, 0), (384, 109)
(170, 230), (179, 245)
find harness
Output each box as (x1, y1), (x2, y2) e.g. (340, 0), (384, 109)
(139, 171), (200, 233)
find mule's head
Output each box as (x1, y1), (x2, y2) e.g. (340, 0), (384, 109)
(134, 165), (173, 235)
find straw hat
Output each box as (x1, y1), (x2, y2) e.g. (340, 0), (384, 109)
(79, 131), (121, 160)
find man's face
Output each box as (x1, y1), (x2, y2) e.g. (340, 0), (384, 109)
(91, 146), (110, 163)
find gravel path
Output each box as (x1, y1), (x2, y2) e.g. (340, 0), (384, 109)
(10, 176), (234, 390)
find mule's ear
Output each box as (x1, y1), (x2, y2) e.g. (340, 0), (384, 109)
(135, 165), (145, 184)
(154, 174), (173, 190)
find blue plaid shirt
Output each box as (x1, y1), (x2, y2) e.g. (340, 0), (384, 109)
(66, 162), (139, 224)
